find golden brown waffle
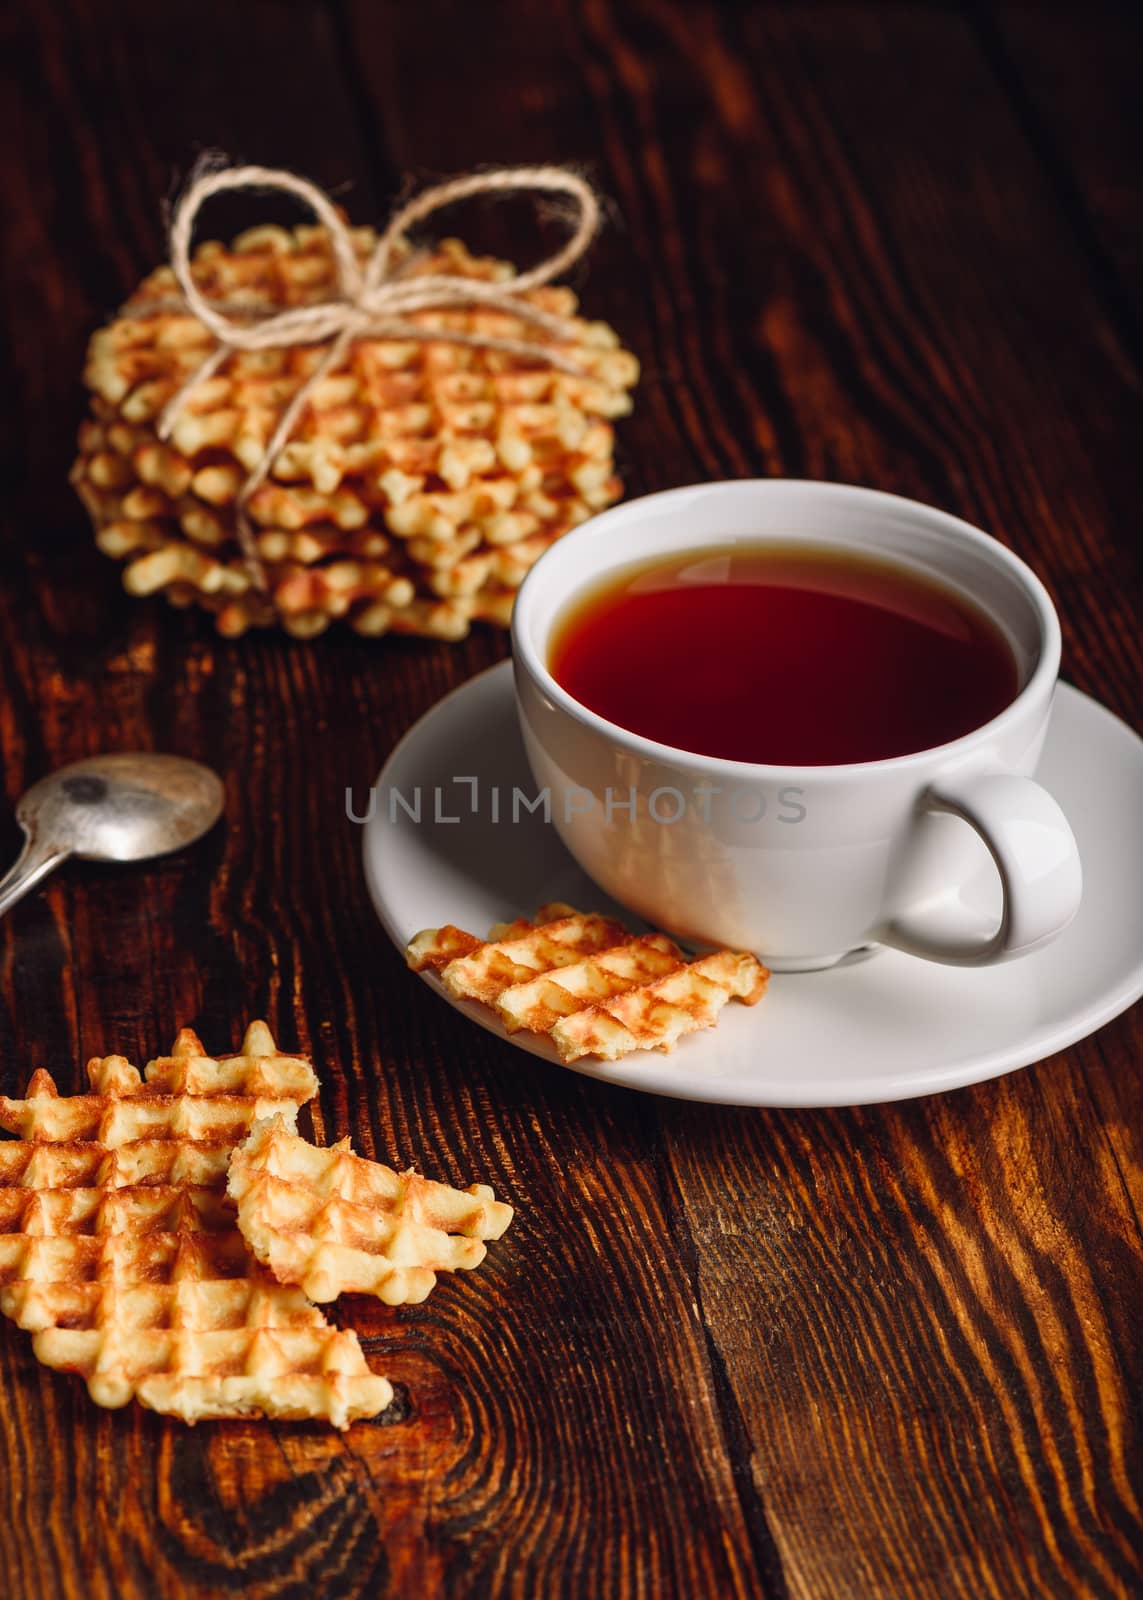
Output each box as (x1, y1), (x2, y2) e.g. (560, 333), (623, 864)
(72, 229), (638, 638)
(229, 1113), (513, 1305)
(408, 904), (769, 1062)
(0, 1023), (392, 1426)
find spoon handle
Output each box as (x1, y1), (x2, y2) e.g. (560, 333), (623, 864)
(0, 832), (69, 919)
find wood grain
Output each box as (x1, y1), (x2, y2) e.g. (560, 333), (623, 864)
(978, 1), (1143, 335)
(0, 1), (1140, 1596)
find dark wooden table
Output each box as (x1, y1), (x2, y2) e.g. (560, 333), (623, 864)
(2, 3), (1141, 1596)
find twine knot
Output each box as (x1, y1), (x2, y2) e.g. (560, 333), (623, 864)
(154, 163), (603, 595)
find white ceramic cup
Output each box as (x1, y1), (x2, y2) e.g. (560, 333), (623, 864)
(511, 480), (1083, 971)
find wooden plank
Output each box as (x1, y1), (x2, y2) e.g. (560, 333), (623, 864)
(547, 2), (1141, 1595)
(977, 2), (1143, 339)
(659, 1032), (1143, 1600)
(0, 0), (763, 1595)
(0, 3), (429, 1597)
(331, 2), (778, 1593)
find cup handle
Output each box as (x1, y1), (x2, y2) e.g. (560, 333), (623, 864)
(881, 772), (1082, 965)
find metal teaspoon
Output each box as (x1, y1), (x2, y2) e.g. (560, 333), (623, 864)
(0, 754), (225, 919)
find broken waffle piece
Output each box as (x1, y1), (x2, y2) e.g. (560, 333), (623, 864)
(0, 1023), (392, 1427)
(229, 1113), (513, 1306)
(407, 905), (768, 1062)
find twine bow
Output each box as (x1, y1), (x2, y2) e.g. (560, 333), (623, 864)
(155, 163), (603, 594)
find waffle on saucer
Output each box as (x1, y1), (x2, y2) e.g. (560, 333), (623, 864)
(408, 903), (768, 1062)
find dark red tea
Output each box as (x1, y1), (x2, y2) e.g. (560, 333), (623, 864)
(549, 544), (1019, 765)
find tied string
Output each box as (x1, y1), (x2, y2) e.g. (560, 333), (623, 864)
(154, 163), (602, 595)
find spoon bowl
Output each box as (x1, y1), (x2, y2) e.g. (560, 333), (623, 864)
(0, 754), (224, 917)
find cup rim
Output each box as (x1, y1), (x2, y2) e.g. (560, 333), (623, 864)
(511, 479), (1062, 781)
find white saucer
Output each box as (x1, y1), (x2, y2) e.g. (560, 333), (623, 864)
(363, 662), (1143, 1106)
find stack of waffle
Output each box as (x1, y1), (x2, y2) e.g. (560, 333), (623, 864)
(72, 227), (639, 639)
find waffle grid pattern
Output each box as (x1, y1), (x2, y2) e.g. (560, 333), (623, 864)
(408, 903), (769, 1061)
(72, 228), (639, 638)
(229, 1114), (513, 1305)
(0, 1023), (392, 1426)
